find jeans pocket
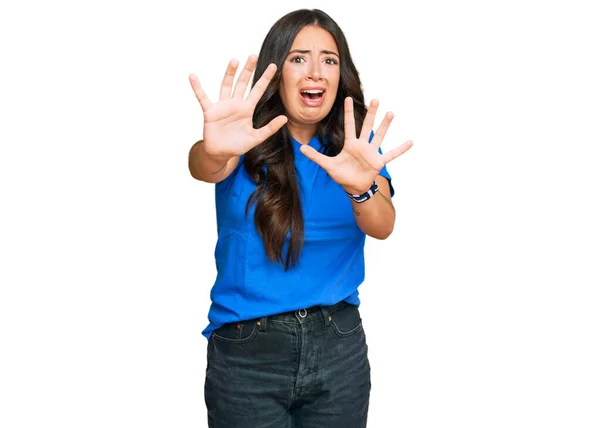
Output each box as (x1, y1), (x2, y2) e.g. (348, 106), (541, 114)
(211, 319), (259, 344)
(329, 304), (363, 338)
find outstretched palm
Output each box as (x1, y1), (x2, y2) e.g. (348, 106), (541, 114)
(189, 55), (288, 159)
(300, 97), (413, 194)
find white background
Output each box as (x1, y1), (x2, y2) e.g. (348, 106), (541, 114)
(1, 0), (599, 427)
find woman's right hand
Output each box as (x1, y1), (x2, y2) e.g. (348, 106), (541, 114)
(189, 55), (288, 160)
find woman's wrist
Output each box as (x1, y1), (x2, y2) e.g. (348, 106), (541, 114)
(189, 139), (234, 181)
(344, 181), (379, 203)
(343, 183), (372, 196)
(197, 140), (233, 165)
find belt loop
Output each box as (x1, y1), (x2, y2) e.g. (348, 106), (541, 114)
(320, 306), (331, 327)
(258, 316), (267, 331)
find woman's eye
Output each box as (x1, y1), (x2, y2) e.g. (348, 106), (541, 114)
(291, 56), (305, 63)
(325, 58), (338, 65)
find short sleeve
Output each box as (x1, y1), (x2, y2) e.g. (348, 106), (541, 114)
(369, 131), (395, 197)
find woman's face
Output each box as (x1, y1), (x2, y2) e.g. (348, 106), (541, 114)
(279, 25), (341, 138)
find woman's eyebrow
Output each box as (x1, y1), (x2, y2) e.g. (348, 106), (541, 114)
(288, 49), (340, 58)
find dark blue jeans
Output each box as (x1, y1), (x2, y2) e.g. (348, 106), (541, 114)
(204, 301), (371, 427)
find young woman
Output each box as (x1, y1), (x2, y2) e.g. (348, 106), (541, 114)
(188, 8), (412, 428)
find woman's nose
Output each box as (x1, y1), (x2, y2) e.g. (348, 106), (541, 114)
(306, 61), (323, 80)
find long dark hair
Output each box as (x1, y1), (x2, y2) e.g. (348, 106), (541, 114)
(244, 9), (367, 270)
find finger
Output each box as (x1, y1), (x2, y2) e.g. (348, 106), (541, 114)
(371, 111), (394, 149)
(299, 144), (332, 170)
(219, 59), (239, 101)
(232, 54), (258, 99)
(254, 114), (288, 144)
(381, 140), (414, 164)
(359, 99), (379, 141)
(246, 63), (277, 106)
(189, 73), (212, 112)
(344, 97), (356, 140)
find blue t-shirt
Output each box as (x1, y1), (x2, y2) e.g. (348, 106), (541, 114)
(202, 135), (393, 339)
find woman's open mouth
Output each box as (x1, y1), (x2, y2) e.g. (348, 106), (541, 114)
(300, 89), (325, 107)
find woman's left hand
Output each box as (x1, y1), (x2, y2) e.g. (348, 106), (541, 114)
(300, 97), (413, 195)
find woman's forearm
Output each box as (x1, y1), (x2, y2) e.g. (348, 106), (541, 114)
(347, 176), (396, 240)
(188, 140), (238, 183)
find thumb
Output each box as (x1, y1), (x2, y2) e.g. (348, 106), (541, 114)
(255, 115), (288, 142)
(299, 144), (330, 169)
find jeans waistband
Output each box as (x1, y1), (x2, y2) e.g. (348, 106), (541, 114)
(256, 300), (351, 331)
